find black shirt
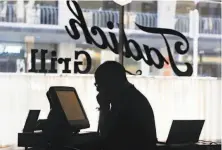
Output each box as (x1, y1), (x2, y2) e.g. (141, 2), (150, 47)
(100, 84), (157, 150)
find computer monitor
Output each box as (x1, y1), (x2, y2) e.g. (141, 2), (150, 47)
(166, 120), (205, 144)
(47, 86), (90, 130)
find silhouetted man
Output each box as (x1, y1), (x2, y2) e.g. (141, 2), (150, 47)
(95, 61), (157, 150)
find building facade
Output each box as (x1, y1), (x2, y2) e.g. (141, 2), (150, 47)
(0, 0), (221, 77)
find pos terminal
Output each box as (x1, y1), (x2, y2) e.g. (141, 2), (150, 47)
(18, 86), (100, 150)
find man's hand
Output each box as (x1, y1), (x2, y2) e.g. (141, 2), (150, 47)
(96, 92), (110, 111)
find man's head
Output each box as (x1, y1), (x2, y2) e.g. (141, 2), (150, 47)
(95, 61), (128, 93)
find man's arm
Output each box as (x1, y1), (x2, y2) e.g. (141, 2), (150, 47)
(97, 93), (127, 139)
(99, 105), (127, 141)
(96, 92), (111, 138)
(98, 109), (110, 137)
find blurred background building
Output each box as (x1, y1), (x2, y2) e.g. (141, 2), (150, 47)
(0, 0), (221, 77)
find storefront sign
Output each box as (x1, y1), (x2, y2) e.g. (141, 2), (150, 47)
(29, 0), (193, 76)
(28, 49), (91, 74)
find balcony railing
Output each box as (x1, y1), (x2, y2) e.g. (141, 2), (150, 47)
(0, 4), (221, 35)
(175, 15), (190, 33)
(199, 17), (221, 34)
(0, 4), (58, 24)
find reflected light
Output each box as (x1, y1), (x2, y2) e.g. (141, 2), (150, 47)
(4, 46), (22, 53)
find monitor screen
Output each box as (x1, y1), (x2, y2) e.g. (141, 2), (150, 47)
(47, 86), (90, 130)
(56, 91), (86, 121)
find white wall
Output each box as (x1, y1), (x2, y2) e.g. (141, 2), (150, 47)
(157, 0), (177, 29)
(16, 0), (24, 22)
(58, 0), (76, 25)
(0, 74), (220, 147)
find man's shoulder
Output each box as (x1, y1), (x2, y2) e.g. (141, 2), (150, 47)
(127, 85), (148, 101)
